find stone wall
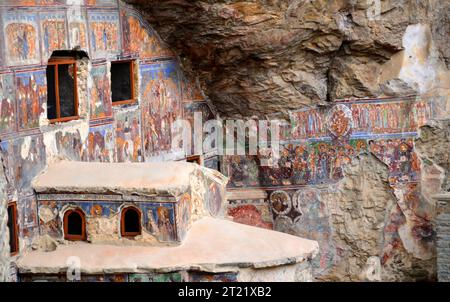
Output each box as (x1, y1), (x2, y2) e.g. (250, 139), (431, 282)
(0, 154), (9, 281)
(435, 194), (450, 281)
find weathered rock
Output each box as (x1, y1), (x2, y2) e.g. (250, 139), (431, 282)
(124, 0), (447, 117)
(31, 235), (58, 253)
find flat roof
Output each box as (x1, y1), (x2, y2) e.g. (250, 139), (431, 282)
(17, 217), (319, 274)
(32, 161), (198, 197)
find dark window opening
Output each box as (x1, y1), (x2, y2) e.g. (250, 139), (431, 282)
(64, 209), (86, 241)
(46, 54), (79, 122)
(7, 203), (19, 255)
(121, 207), (141, 237)
(111, 60), (135, 105)
(187, 155), (202, 165)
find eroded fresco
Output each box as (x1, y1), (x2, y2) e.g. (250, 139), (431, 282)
(114, 109), (141, 162)
(0, 73), (16, 135)
(88, 11), (120, 59)
(90, 64), (112, 120)
(140, 61), (182, 157)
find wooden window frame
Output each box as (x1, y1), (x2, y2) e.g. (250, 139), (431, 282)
(63, 208), (87, 241)
(47, 57), (79, 123)
(186, 155), (202, 165)
(7, 202), (19, 256)
(120, 206), (142, 237)
(111, 60), (136, 106)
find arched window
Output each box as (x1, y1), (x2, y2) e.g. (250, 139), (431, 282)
(63, 208), (86, 241)
(121, 206), (141, 237)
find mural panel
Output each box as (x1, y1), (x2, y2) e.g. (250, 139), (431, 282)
(114, 109), (142, 162)
(3, 11), (40, 66)
(15, 69), (46, 131)
(68, 8), (88, 50)
(0, 72), (16, 135)
(140, 61), (182, 157)
(87, 123), (115, 162)
(121, 9), (173, 59)
(39, 11), (67, 59)
(142, 203), (177, 242)
(90, 64), (112, 119)
(88, 10), (120, 58)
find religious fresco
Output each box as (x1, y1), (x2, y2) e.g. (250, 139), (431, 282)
(90, 64), (112, 120)
(288, 189), (335, 274)
(224, 139), (368, 189)
(15, 69), (46, 131)
(88, 11), (120, 58)
(39, 11), (67, 59)
(176, 193), (192, 240)
(114, 109), (142, 162)
(37, 200), (62, 239)
(0, 73), (17, 135)
(142, 203), (177, 242)
(290, 98), (436, 141)
(3, 11), (40, 66)
(206, 182), (223, 216)
(84, 0), (118, 6)
(290, 107), (327, 140)
(228, 203), (273, 230)
(140, 61), (182, 157)
(0, 134), (46, 197)
(87, 123), (115, 162)
(181, 75), (204, 102)
(68, 10), (89, 50)
(121, 9), (174, 59)
(369, 138), (421, 184)
(18, 195), (39, 246)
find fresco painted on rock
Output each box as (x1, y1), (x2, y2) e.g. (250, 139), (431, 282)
(87, 123), (115, 162)
(290, 107), (327, 140)
(0, 73), (17, 135)
(114, 109), (142, 162)
(181, 75), (204, 102)
(224, 139), (368, 189)
(39, 11), (67, 59)
(3, 11), (40, 66)
(15, 69), (46, 131)
(140, 61), (182, 157)
(290, 98), (437, 141)
(290, 189), (335, 274)
(121, 8), (173, 59)
(228, 203), (273, 230)
(369, 138), (421, 184)
(88, 11), (120, 59)
(90, 64), (112, 120)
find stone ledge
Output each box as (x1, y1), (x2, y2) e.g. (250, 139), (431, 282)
(17, 217), (319, 275)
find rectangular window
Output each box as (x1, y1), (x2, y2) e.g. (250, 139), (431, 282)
(111, 60), (135, 105)
(7, 202), (19, 255)
(46, 58), (78, 123)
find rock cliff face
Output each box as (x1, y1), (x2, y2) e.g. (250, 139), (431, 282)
(125, 0), (448, 118)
